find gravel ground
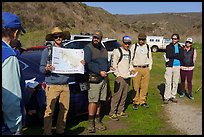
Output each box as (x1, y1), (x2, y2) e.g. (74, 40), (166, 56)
(163, 98), (202, 135)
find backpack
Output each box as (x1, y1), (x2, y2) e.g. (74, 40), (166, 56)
(132, 43), (150, 61)
(117, 47), (131, 65)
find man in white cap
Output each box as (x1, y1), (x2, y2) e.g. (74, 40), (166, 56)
(109, 36), (135, 121)
(180, 37), (197, 100)
(2, 12), (26, 135)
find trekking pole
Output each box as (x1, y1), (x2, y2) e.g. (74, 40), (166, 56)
(195, 85), (202, 93)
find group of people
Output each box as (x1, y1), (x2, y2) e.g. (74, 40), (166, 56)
(163, 34), (197, 104)
(2, 12), (197, 135)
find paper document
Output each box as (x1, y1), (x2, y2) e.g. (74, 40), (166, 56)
(129, 72), (138, 78)
(106, 70), (114, 74)
(163, 53), (169, 62)
(51, 47), (84, 74)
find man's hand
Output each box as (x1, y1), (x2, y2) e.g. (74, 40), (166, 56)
(45, 64), (55, 71)
(100, 71), (107, 77)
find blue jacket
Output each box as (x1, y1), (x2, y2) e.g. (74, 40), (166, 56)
(2, 41), (22, 134)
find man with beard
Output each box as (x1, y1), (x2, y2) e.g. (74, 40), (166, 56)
(40, 27), (71, 135)
(85, 30), (110, 133)
(130, 33), (153, 110)
(2, 12), (26, 135)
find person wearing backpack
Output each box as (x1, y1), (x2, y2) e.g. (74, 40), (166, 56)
(179, 38), (197, 100)
(108, 36), (135, 121)
(130, 33), (153, 110)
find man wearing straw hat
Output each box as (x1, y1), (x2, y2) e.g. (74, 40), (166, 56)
(39, 27), (73, 135)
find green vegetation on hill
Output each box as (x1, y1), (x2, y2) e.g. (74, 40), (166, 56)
(3, 2), (202, 48)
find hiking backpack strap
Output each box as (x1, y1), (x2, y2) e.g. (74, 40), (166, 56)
(146, 44), (149, 58)
(132, 43), (137, 61)
(132, 43), (149, 61)
(117, 47), (123, 65)
(47, 45), (53, 63)
(117, 47), (131, 65)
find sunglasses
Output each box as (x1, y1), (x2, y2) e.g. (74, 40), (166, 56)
(172, 38), (178, 40)
(54, 35), (63, 39)
(124, 42), (131, 45)
(138, 38), (146, 41)
(186, 41), (192, 44)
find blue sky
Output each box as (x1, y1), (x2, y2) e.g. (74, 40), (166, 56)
(83, 2), (202, 15)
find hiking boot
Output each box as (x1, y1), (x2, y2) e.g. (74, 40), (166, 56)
(141, 103), (149, 108)
(133, 104), (139, 110)
(163, 99), (169, 104)
(189, 94), (194, 100)
(88, 119), (95, 133)
(169, 98), (178, 103)
(109, 114), (119, 121)
(179, 92), (185, 98)
(117, 112), (128, 118)
(95, 118), (106, 131)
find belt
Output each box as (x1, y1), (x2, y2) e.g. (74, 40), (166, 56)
(134, 65), (149, 68)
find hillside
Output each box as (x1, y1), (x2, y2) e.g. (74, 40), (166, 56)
(2, 2), (202, 46)
(116, 12), (202, 42)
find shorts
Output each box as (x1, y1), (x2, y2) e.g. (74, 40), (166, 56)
(88, 79), (107, 103)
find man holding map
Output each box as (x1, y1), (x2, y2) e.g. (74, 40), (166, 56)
(39, 27), (84, 135)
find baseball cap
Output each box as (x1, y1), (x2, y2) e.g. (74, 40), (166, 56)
(122, 36), (132, 44)
(25, 78), (39, 89)
(2, 12), (26, 33)
(93, 30), (103, 39)
(186, 37), (193, 43)
(138, 33), (146, 39)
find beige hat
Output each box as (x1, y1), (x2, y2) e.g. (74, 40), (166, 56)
(46, 27), (71, 41)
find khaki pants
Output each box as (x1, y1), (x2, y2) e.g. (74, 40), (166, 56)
(43, 84), (70, 135)
(109, 77), (130, 115)
(164, 66), (180, 100)
(132, 67), (150, 105)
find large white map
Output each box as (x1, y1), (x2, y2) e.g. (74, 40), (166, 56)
(51, 47), (84, 74)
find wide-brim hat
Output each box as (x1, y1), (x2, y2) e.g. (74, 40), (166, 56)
(45, 27), (70, 41)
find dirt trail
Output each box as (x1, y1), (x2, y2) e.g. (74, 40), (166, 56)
(163, 98), (202, 135)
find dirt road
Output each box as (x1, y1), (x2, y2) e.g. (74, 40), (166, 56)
(163, 98), (202, 135)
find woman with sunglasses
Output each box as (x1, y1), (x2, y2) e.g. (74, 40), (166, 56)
(179, 38), (197, 100)
(163, 34), (184, 104)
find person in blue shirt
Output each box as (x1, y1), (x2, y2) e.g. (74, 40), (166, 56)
(40, 27), (85, 135)
(2, 12), (26, 135)
(163, 34), (184, 104)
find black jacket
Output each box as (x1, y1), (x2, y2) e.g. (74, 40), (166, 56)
(165, 43), (184, 67)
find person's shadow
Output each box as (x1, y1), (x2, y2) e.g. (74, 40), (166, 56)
(157, 83), (165, 100)
(157, 83), (181, 100)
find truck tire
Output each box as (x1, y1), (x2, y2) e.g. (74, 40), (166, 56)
(151, 46), (158, 52)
